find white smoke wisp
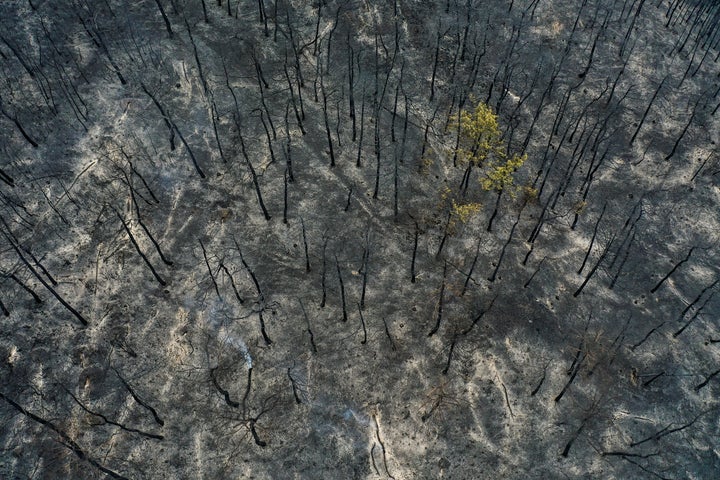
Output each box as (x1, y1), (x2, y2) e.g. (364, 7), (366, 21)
(204, 300), (253, 370)
(222, 333), (253, 369)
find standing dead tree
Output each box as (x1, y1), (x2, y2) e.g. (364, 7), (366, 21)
(651, 247), (694, 293)
(0, 218), (87, 326)
(140, 83), (206, 178)
(237, 127), (272, 221)
(428, 262), (447, 337)
(0, 392), (129, 479)
(113, 206), (167, 287)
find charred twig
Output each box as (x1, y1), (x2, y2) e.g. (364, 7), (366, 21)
(65, 388), (164, 440)
(441, 335), (458, 375)
(114, 207), (166, 286)
(0, 223), (87, 326)
(199, 239), (220, 299)
(373, 414), (395, 479)
(498, 375), (514, 418)
(358, 303), (367, 344)
(287, 368), (302, 404)
(555, 352), (585, 403)
(299, 298), (317, 353)
(9, 273), (42, 303)
(382, 317), (396, 351)
(601, 451), (660, 458)
(629, 409), (713, 447)
(428, 262), (447, 337)
(113, 367), (164, 426)
(300, 217), (311, 272)
(210, 367), (240, 408)
(336, 255), (347, 322)
(651, 247), (694, 293)
(0, 392), (129, 479)
(631, 322), (664, 351)
(695, 368), (720, 391)
(530, 360), (550, 396)
(218, 262), (245, 304)
(460, 295), (497, 336)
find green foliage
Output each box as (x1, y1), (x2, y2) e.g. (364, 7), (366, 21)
(450, 200), (482, 231)
(574, 200), (587, 214)
(420, 156), (434, 175)
(521, 184), (539, 203)
(451, 200), (482, 223)
(456, 101), (504, 167)
(480, 153), (528, 194)
(436, 187), (482, 232)
(424, 100), (527, 235)
(435, 100), (527, 227)
(455, 99), (527, 194)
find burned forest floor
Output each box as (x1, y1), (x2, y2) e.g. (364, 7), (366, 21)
(2, 0), (720, 479)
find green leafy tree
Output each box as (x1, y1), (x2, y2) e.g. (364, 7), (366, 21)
(442, 100), (529, 226)
(456, 100), (528, 195)
(428, 100), (529, 257)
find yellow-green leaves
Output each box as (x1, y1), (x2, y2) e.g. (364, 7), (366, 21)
(480, 153), (528, 194)
(451, 200), (482, 225)
(456, 101), (504, 167)
(455, 100), (527, 194)
(437, 187), (482, 232)
(430, 100), (527, 232)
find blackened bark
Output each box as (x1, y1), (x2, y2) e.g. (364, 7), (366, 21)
(199, 239), (220, 299)
(238, 129), (271, 220)
(335, 254), (347, 322)
(428, 262), (447, 337)
(153, 0), (173, 36)
(115, 208), (167, 287)
(0, 393), (129, 479)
